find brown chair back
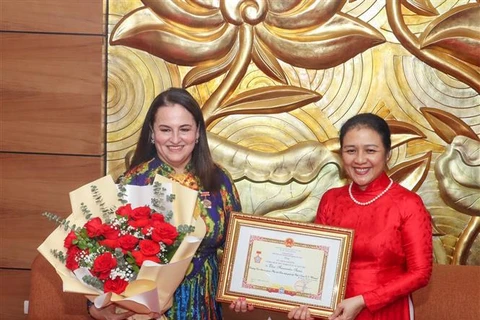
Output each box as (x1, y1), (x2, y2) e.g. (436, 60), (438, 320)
(27, 254), (89, 320)
(412, 264), (480, 320)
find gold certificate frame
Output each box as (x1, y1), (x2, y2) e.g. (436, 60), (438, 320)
(217, 212), (354, 318)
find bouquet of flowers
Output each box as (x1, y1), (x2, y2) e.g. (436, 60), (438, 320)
(38, 174), (206, 317)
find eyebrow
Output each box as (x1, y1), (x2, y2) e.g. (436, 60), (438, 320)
(343, 144), (380, 148)
(157, 124), (193, 127)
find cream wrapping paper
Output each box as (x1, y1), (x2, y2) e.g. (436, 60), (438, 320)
(38, 174), (206, 317)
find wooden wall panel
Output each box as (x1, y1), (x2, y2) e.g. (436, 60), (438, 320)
(0, 33), (104, 155)
(0, 1), (105, 318)
(0, 153), (104, 269)
(0, 0), (104, 34)
(0, 269), (30, 320)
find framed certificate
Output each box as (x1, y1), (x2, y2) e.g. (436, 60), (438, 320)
(217, 212), (354, 318)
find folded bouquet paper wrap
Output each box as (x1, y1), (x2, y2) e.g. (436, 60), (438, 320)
(38, 174), (206, 318)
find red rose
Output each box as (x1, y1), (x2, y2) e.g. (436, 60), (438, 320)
(137, 214), (164, 233)
(130, 206), (151, 220)
(85, 217), (104, 238)
(118, 234), (138, 251)
(143, 255), (160, 264)
(151, 222), (178, 246)
(139, 239), (160, 256)
(99, 238), (119, 249)
(92, 252), (117, 280)
(116, 204), (133, 217)
(131, 250), (146, 266)
(131, 250), (160, 266)
(64, 231), (77, 249)
(151, 213), (165, 222)
(102, 224), (119, 240)
(128, 218), (150, 228)
(104, 277), (129, 294)
(65, 246), (81, 271)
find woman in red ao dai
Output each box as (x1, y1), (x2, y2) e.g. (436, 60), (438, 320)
(289, 113), (432, 320)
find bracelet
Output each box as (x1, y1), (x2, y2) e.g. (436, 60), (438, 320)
(86, 300), (95, 317)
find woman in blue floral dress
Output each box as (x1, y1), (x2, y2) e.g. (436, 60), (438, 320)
(90, 88), (241, 320)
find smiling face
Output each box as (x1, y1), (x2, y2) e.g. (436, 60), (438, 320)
(151, 103), (199, 173)
(341, 127), (389, 190)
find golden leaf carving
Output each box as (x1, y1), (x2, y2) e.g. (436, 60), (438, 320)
(109, 7), (238, 66)
(387, 120), (427, 149)
(323, 138), (340, 153)
(252, 40), (288, 85)
(430, 217), (446, 236)
(142, 0), (225, 27)
(255, 13), (385, 69)
(208, 123), (344, 221)
(211, 86), (322, 121)
(387, 0), (480, 93)
(239, 163), (344, 221)
(208, 133), (341, 184)
(264, 0), (345, 29)
(402, 0), (439, 16)
(388, 151), (432, 192)
(182, 41), (238, 88)
(435, 135), (480, 264)
(421, 107), (480, 144)
(452, 217), (480, 264)
(419, 4), (480, 67)
(435, 136), (480, 216)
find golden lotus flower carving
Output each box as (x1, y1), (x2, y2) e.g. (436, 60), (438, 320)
(110, 0), (385, 123)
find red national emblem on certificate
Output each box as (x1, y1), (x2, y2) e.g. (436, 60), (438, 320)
(284, 238), (294, 247)
(254, 251), (262, 263)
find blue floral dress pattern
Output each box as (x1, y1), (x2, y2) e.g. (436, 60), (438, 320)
(120, 156), (242, 319)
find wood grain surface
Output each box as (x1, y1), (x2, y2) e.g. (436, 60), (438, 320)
(0, 0), (104, 34)
(0, 269), (30, 320)
(0, 153), (104, 268)
(1, 33), (104, 155)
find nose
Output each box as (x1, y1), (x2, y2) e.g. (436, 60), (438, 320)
(354, 151), (367, 164)
(170, 130), (181, 143)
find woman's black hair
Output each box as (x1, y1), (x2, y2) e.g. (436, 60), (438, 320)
(129, 87), (221, 191)
(339, 113), (391, 152)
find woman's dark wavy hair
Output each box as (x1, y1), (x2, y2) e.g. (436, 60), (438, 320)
(129, 87), (221, 191)
(339, 113), (391, 152)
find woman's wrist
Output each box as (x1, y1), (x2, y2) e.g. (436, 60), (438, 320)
(86, 300), (97, 319)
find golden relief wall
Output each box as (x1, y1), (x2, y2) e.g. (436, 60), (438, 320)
(106, 0), (480, 265)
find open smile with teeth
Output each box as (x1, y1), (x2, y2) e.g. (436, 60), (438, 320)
(355, 168), (370, 175)
(168, 145), (184, 151)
